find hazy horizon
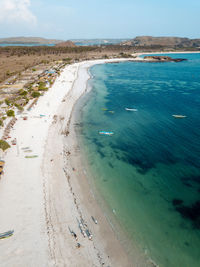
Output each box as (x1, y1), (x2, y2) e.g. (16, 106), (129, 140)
(1, 36), (200, 41)
(0, 0), (199, 40)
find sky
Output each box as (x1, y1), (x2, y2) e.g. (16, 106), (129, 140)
(0, 0), (200, 40)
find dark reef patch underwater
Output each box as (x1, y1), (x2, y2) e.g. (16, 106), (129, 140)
(79, 53), (200, 267)
(175, 200), (200, 229)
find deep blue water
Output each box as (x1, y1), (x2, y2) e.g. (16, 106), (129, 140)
(79, 54), (200, 266)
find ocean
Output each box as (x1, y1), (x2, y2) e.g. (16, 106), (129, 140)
(77, 54), (200, 266)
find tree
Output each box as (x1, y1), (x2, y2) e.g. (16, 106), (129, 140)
(31, 91), (41, 98)
(6, 109), (15, 117)
(0, 139), (10, 151)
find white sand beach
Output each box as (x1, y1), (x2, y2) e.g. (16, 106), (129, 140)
(0, 58), (142, 267)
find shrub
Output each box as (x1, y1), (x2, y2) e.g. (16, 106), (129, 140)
(119, 52), (134, 58)
(38, 82), (47, 91)
(14, 103), (24, 111)
(40, 59), (49, 64)
(32, 68), (36, 72)
(63, 57), (72, 62)
(19, 89), (28, 96)
(0, 120), (3, 127)
(31, 91), (41, 98)
(6, 70), (11, 76)
(5, 99), (11, 106)
(0, 139), (10, 151)
(24, 97), (30, 104)
(6, 109), (15, 117)
(26, 82), (33, 91)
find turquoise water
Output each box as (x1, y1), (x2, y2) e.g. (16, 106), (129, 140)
(79, 54), (200, 266)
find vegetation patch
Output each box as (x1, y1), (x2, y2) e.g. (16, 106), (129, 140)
(14, 103), (24, 111)
(19, 89), (28, 96)
(38, 81), (48, 91)
(31, 91), (41, 98)
(6, 109), (15, 117)
(0, 139), (10, 151)
(5, 99), (11, 106)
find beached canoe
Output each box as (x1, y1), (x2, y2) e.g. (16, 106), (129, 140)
(91, 216), (98, 224)
(25, 155), (38, 158)
(0, 230), (14, 239)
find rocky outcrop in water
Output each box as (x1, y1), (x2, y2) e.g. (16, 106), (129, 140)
(144, 56), (187, 62)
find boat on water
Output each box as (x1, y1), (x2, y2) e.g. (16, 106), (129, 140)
(125, 108), (138, 112)
(172, 114), (187, 118)
(99, 131), (114, 136)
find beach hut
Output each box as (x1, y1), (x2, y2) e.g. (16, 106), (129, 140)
(0, 160), (5, 176)
(0, 160), (5, 167)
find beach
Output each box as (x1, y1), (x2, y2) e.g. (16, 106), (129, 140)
(0, 58), (143, 267)
(1, 53), (199, 266)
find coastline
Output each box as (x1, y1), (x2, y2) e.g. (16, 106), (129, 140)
(67, 61), (155, 266)
(0, 58), (144, 266)
(42, 59), (136, 266)
(136, 51), (200, 58)
(0, 52), (197, 266)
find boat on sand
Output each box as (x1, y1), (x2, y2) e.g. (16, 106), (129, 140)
(0, 230), (14, 239)
(91, 216), (98, 224)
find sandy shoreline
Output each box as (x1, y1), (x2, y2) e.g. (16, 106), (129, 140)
(0, 58), (143, 267)
(0, 51), (196, 266)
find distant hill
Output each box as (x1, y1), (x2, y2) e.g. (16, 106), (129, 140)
(121, 36), (200, 48)
(0, 37), (63, 44)
(71, 39), (130, 46)
(55, 41), (76, 47)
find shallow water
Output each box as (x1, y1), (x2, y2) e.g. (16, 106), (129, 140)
(78, 54), (200, 266)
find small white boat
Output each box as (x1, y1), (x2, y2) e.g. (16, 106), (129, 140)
(99, 131), (114, 136)
(125, 108), (138, 112)
(172, 114), (187, 118)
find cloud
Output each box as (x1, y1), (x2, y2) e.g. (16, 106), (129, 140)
(0, 0), (37, 25)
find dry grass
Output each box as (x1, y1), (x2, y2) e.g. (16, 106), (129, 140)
(0, 45), (135, 84)
(0, 44), (185, 84)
